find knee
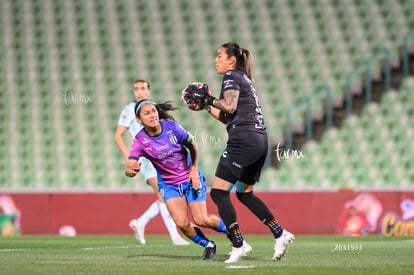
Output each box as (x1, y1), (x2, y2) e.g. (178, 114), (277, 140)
(176, 220), (192, 232)
(236, 191), (253, 204)
(173, 217), (190, 230)
(192, 216), (207, 227)
(210, 188), (229, 204)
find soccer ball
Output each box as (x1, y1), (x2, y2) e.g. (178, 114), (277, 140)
(59, 225), (77, 237)
(181, 82), (211, 111)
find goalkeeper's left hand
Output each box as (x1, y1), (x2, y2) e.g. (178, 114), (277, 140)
(184, 83), (215, 106)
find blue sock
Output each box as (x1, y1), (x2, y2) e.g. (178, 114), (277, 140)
(216, 219), (228, 234)
(190, 233), (210, 247)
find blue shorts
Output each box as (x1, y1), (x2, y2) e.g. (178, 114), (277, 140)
(138, 157), (157, 182)
(158, 171), (207, 203)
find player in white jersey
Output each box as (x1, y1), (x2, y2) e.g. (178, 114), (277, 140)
(114, 79), (189, 246)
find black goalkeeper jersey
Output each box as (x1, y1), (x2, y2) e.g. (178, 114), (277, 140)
(219, 70), (267, 134)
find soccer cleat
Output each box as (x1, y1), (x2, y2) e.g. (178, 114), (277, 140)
(273, 230), (295, 261)
(227, 240), (252, 256)
(172, 236), (190, 246)
(225, 241), (253, 263)
(129, 219), (146, 245)
(202, 242), (216, 260)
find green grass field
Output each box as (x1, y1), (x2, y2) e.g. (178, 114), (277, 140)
(0, 235), (413, 274)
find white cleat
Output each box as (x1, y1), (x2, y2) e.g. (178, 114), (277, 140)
(273, 230), (295, 261)
(172, 236), (190, 246)
(129, 219), (146, 245)
(225, 241), (253, 263)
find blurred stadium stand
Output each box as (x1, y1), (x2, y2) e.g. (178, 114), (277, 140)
(0, 0), (413, 191)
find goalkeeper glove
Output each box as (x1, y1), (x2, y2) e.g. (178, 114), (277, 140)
(184, 83), (215, 106)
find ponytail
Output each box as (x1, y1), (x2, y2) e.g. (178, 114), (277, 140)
(156, 101), (178, 121)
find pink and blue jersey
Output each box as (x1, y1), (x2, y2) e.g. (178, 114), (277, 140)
(128, 120), (192, 185)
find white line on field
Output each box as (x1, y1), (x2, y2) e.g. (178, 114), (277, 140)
(80, 244), (172, 250)
(81, 245), (139, 250)
(0, 248), (33, 252)
(226, 265), (256, 269)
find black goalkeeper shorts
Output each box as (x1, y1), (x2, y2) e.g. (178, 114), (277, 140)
(215, 129), (268, 185)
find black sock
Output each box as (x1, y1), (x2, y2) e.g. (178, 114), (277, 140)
(210, 188), (243, 247)
(236, 191), (283, 238)
(227, 223), (243, 248)
(194, 226), (210, 242)
(265, 219), (283, 238)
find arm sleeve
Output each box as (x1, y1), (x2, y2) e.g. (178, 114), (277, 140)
(174, 122), (191, 145)
(128, 139), (142, 161)
(222, 72), (241, 92)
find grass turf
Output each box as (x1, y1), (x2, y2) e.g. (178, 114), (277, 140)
(0, 235), (413, 274)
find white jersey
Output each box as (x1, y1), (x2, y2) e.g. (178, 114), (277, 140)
(118, 101), (143, 138)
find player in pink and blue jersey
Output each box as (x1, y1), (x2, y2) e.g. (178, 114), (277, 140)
(125, 100), (228, 260)
(115, 79), (188, 246)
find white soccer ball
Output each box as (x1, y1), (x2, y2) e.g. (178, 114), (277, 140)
(59, 225), (77, 237)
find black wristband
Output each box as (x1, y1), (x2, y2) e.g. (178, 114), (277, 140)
(206, 95), (215, 106)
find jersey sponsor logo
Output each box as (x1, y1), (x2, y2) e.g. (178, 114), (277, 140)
(223, 79), (234, 90)
(155, 144), (169, 151)
(158, 150), (174, 163)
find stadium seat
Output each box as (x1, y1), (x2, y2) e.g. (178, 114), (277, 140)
(1, 0), (413, 191)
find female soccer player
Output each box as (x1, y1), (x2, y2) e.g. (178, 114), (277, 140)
(183, 42), (294, 263)
(115, 79), (189, 246)
(125, 100), (228, 260)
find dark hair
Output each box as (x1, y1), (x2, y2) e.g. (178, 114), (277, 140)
(133, 79), (150, 89)
(135, 100), (178, 121)
(222, 42), (253, 81)
(155, 101), (178, 121)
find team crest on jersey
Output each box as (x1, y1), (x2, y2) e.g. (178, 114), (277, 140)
(169, 135), (178, 144)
